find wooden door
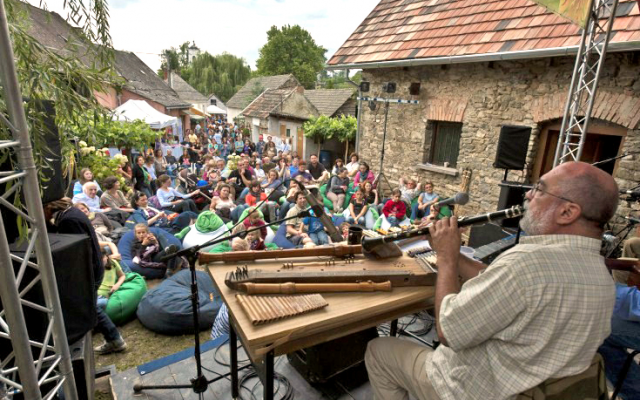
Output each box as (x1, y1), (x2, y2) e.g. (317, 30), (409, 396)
(296, 127), (304, 157)
(532, 121), (626, 181)
(280, 124), (286, 139)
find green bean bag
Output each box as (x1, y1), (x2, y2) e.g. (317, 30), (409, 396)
(320, 182), (355, 211)
(105, 272), (147, 326)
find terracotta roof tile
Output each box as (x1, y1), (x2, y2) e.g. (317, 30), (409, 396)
(329, 0), (640, 66)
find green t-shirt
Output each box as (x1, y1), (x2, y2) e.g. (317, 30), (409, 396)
(98, 260), (123, 297)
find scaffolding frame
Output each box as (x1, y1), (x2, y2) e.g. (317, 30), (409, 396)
(0, 1), (78, 399)
(554, 0), (620, 166)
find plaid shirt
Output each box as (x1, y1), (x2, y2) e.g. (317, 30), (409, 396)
(427, 235), (615, 400)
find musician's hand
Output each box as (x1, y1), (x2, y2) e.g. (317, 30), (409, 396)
(428, 217), (460, 267)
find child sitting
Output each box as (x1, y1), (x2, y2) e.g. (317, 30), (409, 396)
(382, 189), (407, 227)
(97, 250), (125, 310)
(303, 208), (330, 245)
(131, 223), (182, 277)
(247, 230), (265, 250)
(345, 188), (369, 227)
(340, 222), (351, 241)
(230, 237), (250, 251)
(242, 207), (268, 240)
(245, 180), (277, 223)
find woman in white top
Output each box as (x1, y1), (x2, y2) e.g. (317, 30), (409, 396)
(280, 138), (292, 154)
(209, 183), (242, 223)
(346, 153), (360, 178)
(72, 182), (105, 212)
(156, 174), (200, 213)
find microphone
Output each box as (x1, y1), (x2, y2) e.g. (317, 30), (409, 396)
(625, 216), (640, 224)
(434, 192), (469, 208)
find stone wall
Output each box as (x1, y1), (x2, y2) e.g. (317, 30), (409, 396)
(358, 53), (640, 222)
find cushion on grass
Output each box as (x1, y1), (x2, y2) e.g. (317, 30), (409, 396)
(118, 228), (181, 278)
(105, 272), (147, 325)
(136, 270), (223, 335)
(182, 212), (230, 251)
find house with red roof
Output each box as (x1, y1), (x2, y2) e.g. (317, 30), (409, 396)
(328, 0), (640, 219)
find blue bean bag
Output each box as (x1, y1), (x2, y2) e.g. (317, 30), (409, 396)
(117, 227), (182, 279)
(136, 269), (223, 335)
(272, 223), (296, 249)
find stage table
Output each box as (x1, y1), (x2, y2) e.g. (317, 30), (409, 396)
(206, 252), (436, 400)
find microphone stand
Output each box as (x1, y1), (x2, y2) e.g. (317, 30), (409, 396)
(132, 209), (313, 395)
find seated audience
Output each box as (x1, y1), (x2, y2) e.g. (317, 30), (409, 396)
(154, 149), (167, 177)
(280, 179), (304, 218)
(346, 153), (360, 178)
(285, 192), (314, 247)
(129, 191), (196, 233)
(74, 202), (113, 236)
(131, 223), (182, 278)
(308, 154), (330, 184)
(245, 180), (277, 223)
(73, 167), (102, 196)
(412, 181), (439, 221)
(382, 189), (406, 227)
(327, 167), (350, 213)
(242, 207), (268, 240)
(399, 177), (421, 205)
(209, 183), (243, 223)
(353, 161), (375, 186)
(73, 182), (104, 212)
(331, 158), (345, 175)
(229, 159), (254, 198)
(365, 161), (619, 400)
(100, 176), (134, 213)
(247, 230), (265, 250)
(304, 207), (330, 245)
(156, 174), (200, 214)
(345, 188), (369, 228)
(132, 155), (153, 198)
(97, 251), (126, 311)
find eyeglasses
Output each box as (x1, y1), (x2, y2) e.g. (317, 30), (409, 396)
(529, 182), (575, 204)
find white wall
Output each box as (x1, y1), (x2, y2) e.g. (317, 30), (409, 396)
(227, 107), (242, 122)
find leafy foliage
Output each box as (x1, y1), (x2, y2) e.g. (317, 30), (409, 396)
(255, 25), (327, 89)
(71, 112), (162, 151)
(76, 143), (130, 191)
(1, 0), (117, 190)
(159, 41), (191, 73)
(303, 115), (356, 152)
(320, 70), (362, 89)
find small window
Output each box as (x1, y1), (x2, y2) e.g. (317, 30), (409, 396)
(425, 121), (462, 167)
(286, 128), (291, 137)
(210, 99), (217, 106)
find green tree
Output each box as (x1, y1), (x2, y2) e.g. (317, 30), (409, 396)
(158, 41), (191, 74)
(182, 52), (252, 103)
(303, 115), (356, 154)
(255, 25), (327, 89)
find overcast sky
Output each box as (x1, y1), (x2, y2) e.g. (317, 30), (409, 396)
(30, 0), (379, 72)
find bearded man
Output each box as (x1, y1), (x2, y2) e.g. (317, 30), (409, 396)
(365, 161), (618, 400)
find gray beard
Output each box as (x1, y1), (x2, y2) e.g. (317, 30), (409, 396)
(519, 201), (556, 235)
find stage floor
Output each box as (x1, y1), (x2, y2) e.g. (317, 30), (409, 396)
(110, 314), (436, 399)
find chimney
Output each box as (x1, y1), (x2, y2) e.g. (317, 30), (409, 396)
(163, 69), (168, 80)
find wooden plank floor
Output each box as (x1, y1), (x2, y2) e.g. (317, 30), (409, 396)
(111, 316), (437, 399)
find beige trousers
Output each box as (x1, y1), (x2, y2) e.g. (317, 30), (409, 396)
(365, 337), (441, 400)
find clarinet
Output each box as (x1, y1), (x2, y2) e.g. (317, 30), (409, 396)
(361, 205), (524, 252)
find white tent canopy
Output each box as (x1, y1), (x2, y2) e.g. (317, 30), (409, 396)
(206, 104), (227, 114)
(113, 99), (178, 129)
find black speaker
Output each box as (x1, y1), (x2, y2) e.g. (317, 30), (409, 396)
(36, 100), (65, 203)
(493, 125), (532, 170)
(2, 234), (96, 350)
(287, 327), (378, 384)
(359, 81), (370, 92)
(497, 181), (528, 228)
(409, 82), (421, 95)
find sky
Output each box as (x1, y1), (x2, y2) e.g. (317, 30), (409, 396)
(30, 0), (380, 72)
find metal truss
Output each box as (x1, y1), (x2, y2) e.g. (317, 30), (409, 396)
(0, 1), (77, 399)
(554, 0), (620, 166)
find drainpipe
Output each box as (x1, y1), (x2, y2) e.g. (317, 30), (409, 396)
(344, 69), (362, 154)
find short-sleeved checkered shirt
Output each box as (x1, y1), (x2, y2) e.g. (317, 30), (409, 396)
(427, 235), (615, 400)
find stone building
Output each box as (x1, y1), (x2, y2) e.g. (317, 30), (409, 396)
(328, 0), (640, 221)
(226, 74), (301, 122)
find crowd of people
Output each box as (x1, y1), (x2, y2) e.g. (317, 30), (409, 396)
(41, 116), (640, 399)
(49, 119), (460, 356)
